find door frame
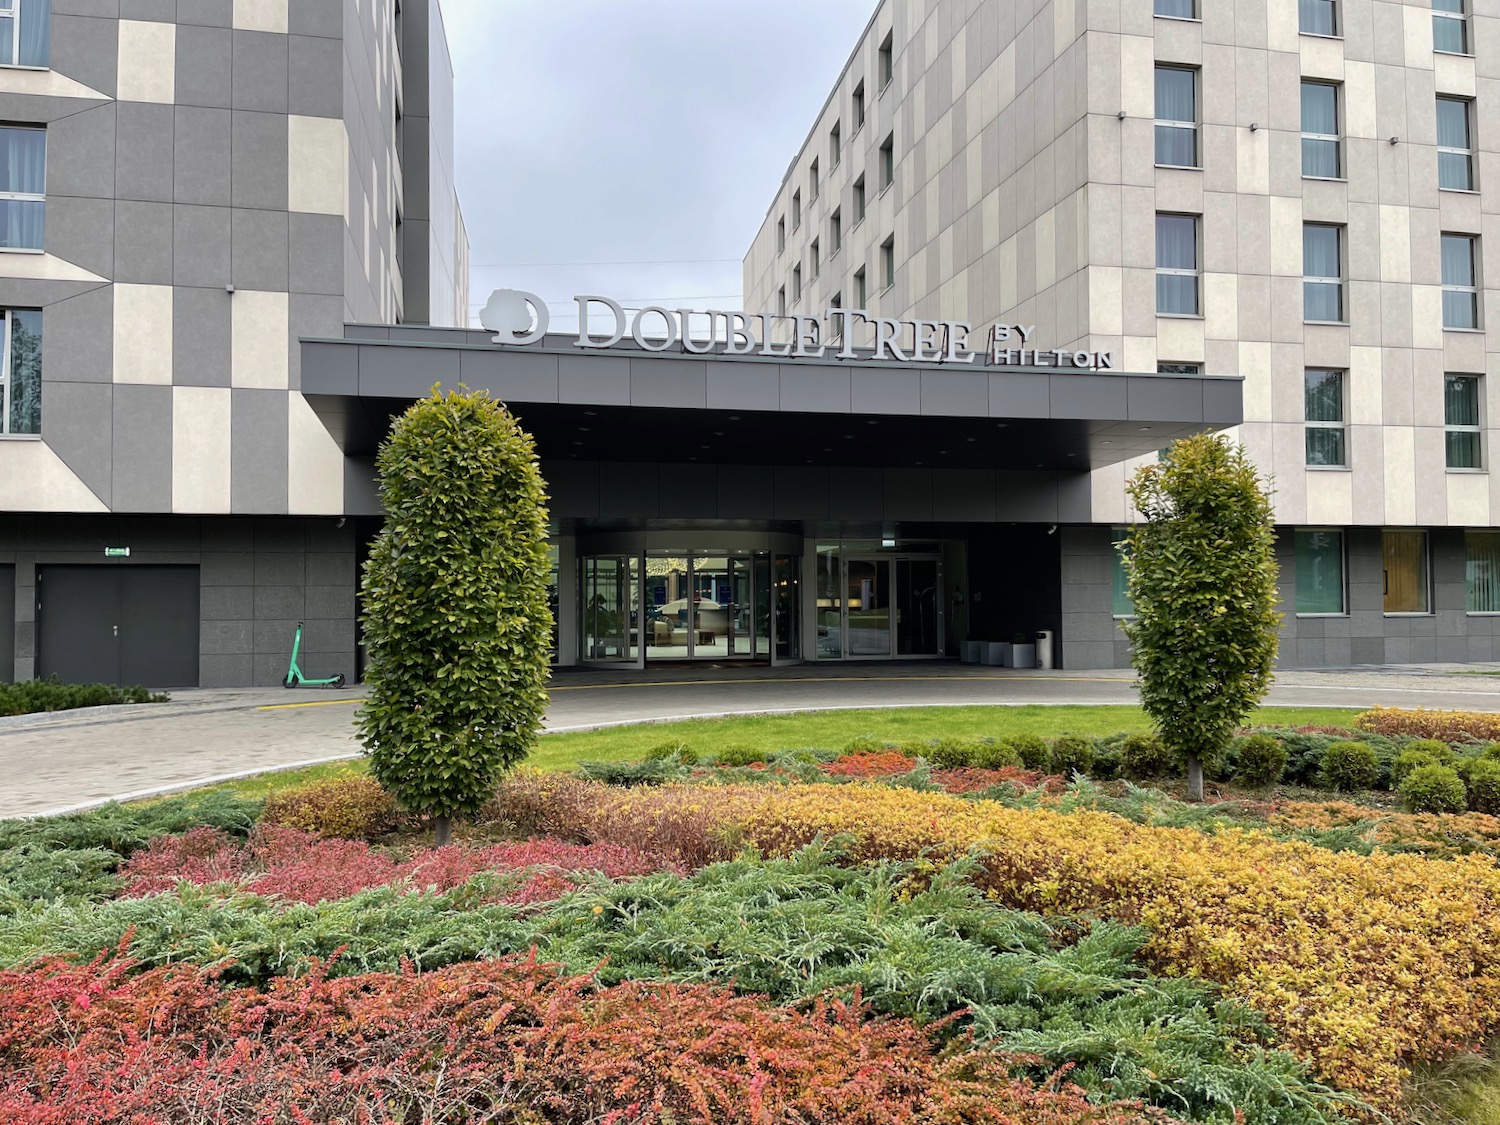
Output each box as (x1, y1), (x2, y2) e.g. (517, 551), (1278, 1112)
(839, 553), (945, 660)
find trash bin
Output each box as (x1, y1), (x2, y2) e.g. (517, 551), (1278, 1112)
(1035, 629), (1054, 670)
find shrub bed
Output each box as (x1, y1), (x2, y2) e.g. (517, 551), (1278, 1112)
(0, 678), (165, 717)
(1355, 707), (1500, 743)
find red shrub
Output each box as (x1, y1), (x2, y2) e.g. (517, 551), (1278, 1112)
(822, 752), (918, 778)
(0, 949), (1161, 1125)
(118, 828), (679, 906)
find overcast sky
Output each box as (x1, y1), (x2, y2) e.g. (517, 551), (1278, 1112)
(442, 1), (876, 328)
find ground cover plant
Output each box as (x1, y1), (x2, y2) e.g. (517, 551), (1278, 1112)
(9, 705), (1500, 1122)
(0, 677), (166, 716)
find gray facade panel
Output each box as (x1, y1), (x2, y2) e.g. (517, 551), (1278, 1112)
(598, 463), (659, 518)
(115, 102), (176, 203)
(1203, 378), (1243, 423)
(173, 106), (232, 206)
(780, 364), (851, 413)
(229, 111), (288, 210)
(175, 23), (233, 109)
(1051, 374), (1127, 418)
(253, 584), (304, 619)
(706, 363), (779, 411)
(173, 286), (232, 386)
(231, 30), (289, 114)
(458, 348), (559, 403)
(201, 618), (253, 655)
(114, 200), (174, 284)
(716, 466), (775, 519)
(44, 196), (115, 284)
(176, 0), (231, 26)
(920, 369), (988, 417)
(44, 285), (114, 383)
(559, 354), (631, 405)
(287, 212), (344, 295)
(52, 0), (120, 16)
(111, 384), (173, 512)
(46, 104), (117, 201)
(991, 373), (1049, 417)
(289, 0), (341, 37)
(231, 207), (289, 290)
(828, 467), (883, 520)
(173, 204), (231, 288)
(200, 584), (253, 620)
(301, 341), (357, 394)
(121, 0), (174, 19)
(40, 381), (112, 504)
(630, 357), (707, 409)
(359, 344), (458, 394)
(772, 467), (830, 519)
(994, 471), (1060, 521)
(201, 550), (254, 585)
(851, 368), (921, 414)
(288, 34), (343, 118)
(542, 460), (600, 518)
(883, 468), (935, 520)
(1127, 378), (1205, 423)
(51, 13), (119, 97)
(253, 550), (303, 586)
(199, 653), (254, 686)
(659, 470), (717, 519)
(932, 469), (997, 521)
(230, 389), (289, 513)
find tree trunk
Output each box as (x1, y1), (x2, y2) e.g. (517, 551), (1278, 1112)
(1185, 754), (1205, 803)
(433, 814), (452, 848)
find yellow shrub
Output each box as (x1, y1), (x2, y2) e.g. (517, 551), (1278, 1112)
(505, 775), (1500, 1107)
(260, 774), (399, 839)
(1355, 707), (1500, 742)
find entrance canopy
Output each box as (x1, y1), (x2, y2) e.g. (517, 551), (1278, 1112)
(301, 326), (1242, 471)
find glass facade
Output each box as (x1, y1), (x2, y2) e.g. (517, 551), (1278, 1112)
(1445, 374), (1482, 469)
(1295, 529), (1345, 614)
(1304, 368), (1345, 466)
(1383, 530), (1430, 614)
(1437, 97), (1474, 190)
(1441, 234), (1478, 329)
(1300, 0), (1337, 33)
(1467, 531), (1500, 613)
(1156, 213), (1198, 314)
(1, 308), (39, 434)
(1301, 82), (1340, 178)
(1154, 66), (1197, 167)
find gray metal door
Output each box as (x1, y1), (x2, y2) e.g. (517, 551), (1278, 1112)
(38, 566), (200, 688)
(0, 564), (13, 683)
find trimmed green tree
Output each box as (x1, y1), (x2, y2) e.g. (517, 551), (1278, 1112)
(1122, 434), (1281, 801)
(358, 387), (553, 844)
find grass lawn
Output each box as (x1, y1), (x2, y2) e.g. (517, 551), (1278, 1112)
(211, 703), (1362, 795)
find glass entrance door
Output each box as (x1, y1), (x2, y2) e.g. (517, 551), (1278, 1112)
(772, 554), (801, 663)
(845, 558), (892, 656)
(896, 559), (940, 656)
(582, 556), (639, 663)
(642, 552), (766, 662)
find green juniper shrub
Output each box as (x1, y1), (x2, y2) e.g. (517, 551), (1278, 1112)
(1118, 732), (1173, 780)
(712, 744), (767, 768)
(1399, 763), (1469, 814)
(0, 678), (167, 717)
(1048, 735), (1095, 778)
(926, 738), (981, 769)
(841, 735), (886, 755)
(1320, 740), (1381, 792)
(970, 740), (1022, 771)
(1392, 747), (1448, 788)
(1089, 740), (1123, 781)
(576, 759), (684, 787)
(642, 742), (698, 765)
(1462, 758), (1500, 814)
(1005, 733), (1051, 771)
(1233, 733), (1289, 787)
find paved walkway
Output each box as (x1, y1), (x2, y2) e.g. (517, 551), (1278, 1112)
(7, 661), (1500, 818)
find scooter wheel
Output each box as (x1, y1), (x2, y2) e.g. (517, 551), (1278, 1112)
(333, 674), (346, 688)
(283, 674), (296, 688)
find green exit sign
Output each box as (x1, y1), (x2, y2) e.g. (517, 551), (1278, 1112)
(104, 547), (130, 558)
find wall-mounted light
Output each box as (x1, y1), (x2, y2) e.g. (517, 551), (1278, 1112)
(1249, 122), (1259, 132)
(1117, 110), (1126, 120)
(1390, 135), (1400, 145)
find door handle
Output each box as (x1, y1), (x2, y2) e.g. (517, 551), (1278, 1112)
(113, 625), (119, 637)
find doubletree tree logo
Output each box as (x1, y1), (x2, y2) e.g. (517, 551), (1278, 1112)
(480, 289), (547, 344)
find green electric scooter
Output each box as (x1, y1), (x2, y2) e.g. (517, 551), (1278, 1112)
(283, 622), (347, 688)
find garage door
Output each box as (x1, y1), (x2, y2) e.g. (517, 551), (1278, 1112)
(37, 566), (200, 688)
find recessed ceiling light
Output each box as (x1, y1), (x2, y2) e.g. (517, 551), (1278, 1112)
(823, 447), (833, 452)
(572, 440), (583, 446)
(584, 410), (598, 417)
(1101, 440), (1114, 445)
(867, 420), (879, 425)
(1138, 426), (1153, 432)
(1067, 452), (1077, 457)
(966, 437), (977, 442)
(939, 450), (949, 454)
(996, 422), (1009, 429)
(728, 415), (741, 421)
(577, 426), (590, 432)
(713, 431), (724, 436)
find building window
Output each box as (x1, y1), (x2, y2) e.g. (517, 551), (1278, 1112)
(1300, 0), (1337, 35)
(0, 308), (40, 434)
(829, 291), (842, 338)
(878, 31), (893, 90)
(1295, 529), (1346, 614)
(879, 133), (894, 190)
(854, 266), (867, 308)
(853, 80), (866, 131)
(776, 217), (785, 254)
(1442, 233), (1479, 328)
(1384, 530), (1430, 614)
(1155, 213), (1199, 315)
(1303, 223), (1344, 322)
(830, 207), (842, 254)
(1445, 373), (1482, 469)
(1111, 529), (1135, 617)
(792, 189), (801, 230)
(1466, 531), (1500, 612)
(880, 235), (894, 290)
(1437, 97), (1475, 190)
(853, 175), (866, 223)
(1301, 81), (1341, 178)
(777, 285), (786, 317)
(1305, 368), (1346, 467)
(1154, 66), (1197, 167)
(0, 127), (44, 251)
(809, 158), (819, 202)
(792, 264), (802, 303)
(830, 120), (841, 167)
(809, 238), (820, 279)
(0, 0), (48, 67)
(1155, 0), (1196, 17)
(1158, 362), (1201, 374)
(1433, 0), (1468, 53)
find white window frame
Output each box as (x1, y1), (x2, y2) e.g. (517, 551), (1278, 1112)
(1437, 96), (1475, 191)
(1304, 368), (1348, 468)
(1442, 232), (1480, 330)
(1153, 65), (1198, 169)
(0, 124), (43, 254)
(1154, 213), (1200, 317)
(1383, 529), (1433, 616)
(0, 0), (47, 71)
(1300, 80), (1342, 179)
(1299, 0), (1339, 36)
(852, 81), (866, 133)
(1434, 375), (1482, 471)
(1433, 0), (1469, 54)
(1294, 528), (1349, 617)
(0, 309), (39, 436)
(1303, 223), (1345, 324)
(1154, 0), (1198, 19)
(878, 31), (893, 91)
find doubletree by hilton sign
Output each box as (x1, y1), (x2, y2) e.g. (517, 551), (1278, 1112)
(480, 289), (1115, 371)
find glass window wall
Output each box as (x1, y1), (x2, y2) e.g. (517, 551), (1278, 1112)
(1294, 529), (1345, 614)
(1467, 531), (1500, 612)
(1383, 530), (1430, 614)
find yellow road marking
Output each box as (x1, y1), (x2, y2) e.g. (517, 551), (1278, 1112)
(258, 699), (364, 711)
